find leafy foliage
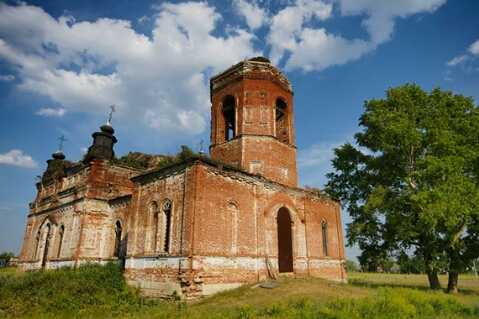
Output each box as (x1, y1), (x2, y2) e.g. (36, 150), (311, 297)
(0, 262), (157, 317)
(1, 270), (478, 318)
(113, 154), (146, 169)
(346, 260), (358, 272)
(397, 252), (427, 274)
(156, 145), (197, 169)
(326, 84), (479, 291)
(45, 159), (72, 175)
(0, 252), (14, 260)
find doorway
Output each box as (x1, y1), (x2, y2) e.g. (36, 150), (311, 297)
(277, 207), (293, 272)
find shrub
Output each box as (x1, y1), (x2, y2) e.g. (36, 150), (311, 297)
(157, 146), (196, 169)
(0, 262), (154, 318)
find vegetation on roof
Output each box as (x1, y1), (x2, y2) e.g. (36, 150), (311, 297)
(44, 159), (72, 176)
(156, 145), (197, 170)
(112, 154), (146, 169)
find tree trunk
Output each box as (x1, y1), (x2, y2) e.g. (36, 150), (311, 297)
(423, 249), (442, 290)
(447, 271), (459, 294)
(427, 270), (442, 290)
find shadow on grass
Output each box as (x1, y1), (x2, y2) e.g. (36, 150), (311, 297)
(349, 278), (479, 296)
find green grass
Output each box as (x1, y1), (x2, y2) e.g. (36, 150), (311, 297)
(0, 267), (16, 276)
(1, 265), (478, 318)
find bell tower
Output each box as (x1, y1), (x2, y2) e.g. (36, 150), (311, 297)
(209, 57), (297, 187)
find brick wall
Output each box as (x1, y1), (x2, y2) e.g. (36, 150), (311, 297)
(18, 159), (139, 269)
(126, 159), (346, 298)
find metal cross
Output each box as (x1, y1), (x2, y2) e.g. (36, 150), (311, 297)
(58, 135), (67, 151)
(108, 104), (116, 123)
(198, 139), (204, 154)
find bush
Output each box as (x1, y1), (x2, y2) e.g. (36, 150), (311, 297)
(156, 146), (196, 169)
(0, 262), (154, 318)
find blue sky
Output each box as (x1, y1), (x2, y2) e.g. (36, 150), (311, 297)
(0, 0), (478, 262)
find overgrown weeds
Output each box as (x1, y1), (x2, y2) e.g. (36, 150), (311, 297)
(0, 262), (158, 318)
(1, 267), (478, 318)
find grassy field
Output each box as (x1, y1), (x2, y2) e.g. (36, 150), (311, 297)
(0, 268), (15, 276)
(0, 264), (478, 318)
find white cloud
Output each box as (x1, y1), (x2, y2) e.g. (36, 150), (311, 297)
(446, 39), (479, 73)
(267, 0), (333, 67)
(0, 150), (38, 168)
(0, 0), (448, 137)
(138, 15), (151, 25)
(446, 54), (469, 67)
(0, 2), (259, 138)
(35, 108), (67, 117)
(338, 0), (446, 44)
(266, 0), (445, 71)
(0, 74), (14, 81)
(233, 0), (269, 30)
(285, 28), (370, 72)
(469, 39), (479, 55)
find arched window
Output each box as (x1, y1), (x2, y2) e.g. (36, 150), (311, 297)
(222, 96), (235, 141)
(113, 221), (122, 257)
(147, 201), (159, 254)
(322, 220), (329, 257)
(34, 230), (40, 260)
(161, 199), (172, 253)
(41, 224), (51, 268)
(275, 98), (290, 143)
(226, 202), (238, 254)
(57, 225), (64, 258)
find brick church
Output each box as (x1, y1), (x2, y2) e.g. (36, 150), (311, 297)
(18, 58), (347, 298)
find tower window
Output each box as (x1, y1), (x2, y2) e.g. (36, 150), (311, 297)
(275, 98), (290, 143)
(222, 96), (235, 141)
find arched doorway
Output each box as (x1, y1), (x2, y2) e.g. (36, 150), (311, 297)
(277, 207), (293, 272)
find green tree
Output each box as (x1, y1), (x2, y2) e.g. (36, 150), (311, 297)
(381, 258), (395, 274)
(396, 252), (426, 274)
(345, 260), (357, 273)
(0, 252), (14, 260)
(326, 84), (479, 293)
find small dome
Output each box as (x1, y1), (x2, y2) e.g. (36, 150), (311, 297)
(52, 150), (66, 160)
(101, 124), (114, 134)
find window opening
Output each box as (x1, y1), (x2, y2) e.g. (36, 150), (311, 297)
(162, 200), (172, 252)
(34, 230), (40, 260)
(41, 224), (51, 268)
(57, 225), (64, 258)
(148, 201), (158, 253)
(275, 99), (289, 143)
(222, 96), (235, 140)
(322, 220), (329, 257)
(114, 221), (122, 257)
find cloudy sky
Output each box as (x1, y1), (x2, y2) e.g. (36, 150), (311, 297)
(1, 0), (478, 261)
